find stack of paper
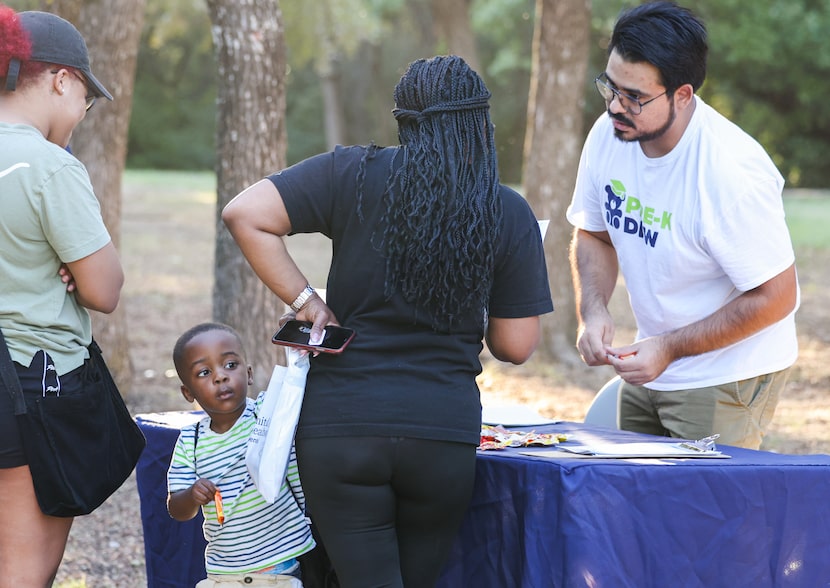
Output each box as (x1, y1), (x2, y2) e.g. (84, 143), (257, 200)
(525, 440), (730, 459)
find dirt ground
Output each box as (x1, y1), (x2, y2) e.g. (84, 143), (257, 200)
(54, 176), (830, 586)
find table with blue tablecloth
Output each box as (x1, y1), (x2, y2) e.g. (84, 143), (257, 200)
(135, 413), (830, 587)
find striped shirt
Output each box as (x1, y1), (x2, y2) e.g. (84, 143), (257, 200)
(168, 397), (314, 574)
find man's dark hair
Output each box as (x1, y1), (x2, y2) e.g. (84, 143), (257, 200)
(610, 1), (708, 93)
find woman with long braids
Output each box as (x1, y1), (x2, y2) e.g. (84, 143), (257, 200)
(223, 55), (553, 587)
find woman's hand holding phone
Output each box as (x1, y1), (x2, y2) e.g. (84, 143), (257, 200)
(272, 320), (356, 354)
(292, 292), (338, 347)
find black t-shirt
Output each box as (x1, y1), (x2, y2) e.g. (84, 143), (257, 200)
(270, 145), (553, 444)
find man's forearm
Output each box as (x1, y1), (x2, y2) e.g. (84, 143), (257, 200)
(569, 228), (619, 321)
(660, 264), (798, 360)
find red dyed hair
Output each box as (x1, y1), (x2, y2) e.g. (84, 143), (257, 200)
(0, 5), (32, 73)
(0, 4), (53, 91)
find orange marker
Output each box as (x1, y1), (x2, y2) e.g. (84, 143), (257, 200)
(214, 489), (225, 525)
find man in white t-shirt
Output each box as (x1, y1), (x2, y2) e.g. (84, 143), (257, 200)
(566, 1), (799, 449)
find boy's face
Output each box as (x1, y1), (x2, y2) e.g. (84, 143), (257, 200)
(178, 329), (253, 424)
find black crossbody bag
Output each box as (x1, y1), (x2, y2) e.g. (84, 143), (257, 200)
(0, 330), (146, 517)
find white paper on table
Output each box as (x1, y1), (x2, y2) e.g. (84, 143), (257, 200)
(537, 219), (550, 242)
(481, 404), (558, 427)
(524, 441), (730, 459)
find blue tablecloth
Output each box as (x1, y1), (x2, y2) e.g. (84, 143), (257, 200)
(437, 422), (830, 587)
(136, 412), (206, 588)
(136, 413), (830, 588)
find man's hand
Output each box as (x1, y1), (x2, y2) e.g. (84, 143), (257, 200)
(606, 336), (673, 386)
(576, 308), (616, 366)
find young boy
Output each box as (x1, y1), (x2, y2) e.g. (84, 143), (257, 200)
(167, 322), (314, 587)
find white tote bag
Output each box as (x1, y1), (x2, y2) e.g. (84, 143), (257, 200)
(246, 347), (310, 503)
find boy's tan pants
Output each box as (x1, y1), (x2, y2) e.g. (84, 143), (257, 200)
(196, 573), (302, 587)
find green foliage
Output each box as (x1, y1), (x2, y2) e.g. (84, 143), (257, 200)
(587, 0), (830, 188)
(470, 0), (535, 184)
(285, 66), (327, 164)
(694, 0), (830, 187)
(282, 0), (388, 71)
(279, 0), (538, 182)
(124, 0), (830, 187)
(3, 0), (41, 10)
(124, 0), (539, 177)
(277, 1), (422, 162)
(471, 0), (534, 77)
(127, 0), (216, 170)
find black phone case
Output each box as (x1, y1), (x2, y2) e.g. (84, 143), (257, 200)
(271, 320), (355, 354)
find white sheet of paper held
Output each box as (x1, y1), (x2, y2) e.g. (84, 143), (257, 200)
(538, 219), (550, 241)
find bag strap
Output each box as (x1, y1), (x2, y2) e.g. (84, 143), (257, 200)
(0, 328), (26, 415)
(192, 419), (202, 476)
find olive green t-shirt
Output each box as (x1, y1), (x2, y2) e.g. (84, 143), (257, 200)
(0, 123), (112, 374)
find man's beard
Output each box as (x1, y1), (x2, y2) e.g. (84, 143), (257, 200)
(611, 100), (676, 144)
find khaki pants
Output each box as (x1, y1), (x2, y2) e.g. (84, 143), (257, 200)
(618, 368), (790, 450)
(196, 572), (303, 587)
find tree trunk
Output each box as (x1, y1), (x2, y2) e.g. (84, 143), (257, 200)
(207, 0), (288, 392)
(51, 0), (146, 395)
(34, 1), (79, 20)
(430, 0), (480, 73)
(319, 58), (346, 148)
(317, 0), (346, 148)
(522, 0), (591, 363)
(342, 40), (387, 146)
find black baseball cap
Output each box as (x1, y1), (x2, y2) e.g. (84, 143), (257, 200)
(5, 11), (112, 100)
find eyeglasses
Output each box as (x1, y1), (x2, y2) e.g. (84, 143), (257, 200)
(594, 73), (666, 116)
(52, 69), (97, 111)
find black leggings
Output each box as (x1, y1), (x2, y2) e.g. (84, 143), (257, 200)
(296, 436), (476, 588)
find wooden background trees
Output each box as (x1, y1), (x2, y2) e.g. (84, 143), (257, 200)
(206, 0), (288, 390)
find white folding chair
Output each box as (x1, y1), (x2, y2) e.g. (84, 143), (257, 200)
(584, 376), (621, 429)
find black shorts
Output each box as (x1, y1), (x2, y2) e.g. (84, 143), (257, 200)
(0, 350), (85, 469)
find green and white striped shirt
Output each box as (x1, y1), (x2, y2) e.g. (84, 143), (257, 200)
(168, 397), (314, 574)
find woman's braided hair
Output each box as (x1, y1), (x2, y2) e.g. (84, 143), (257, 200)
(361, 55), (502, 331)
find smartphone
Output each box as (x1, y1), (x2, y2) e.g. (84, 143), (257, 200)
(271, 320), (355, 354)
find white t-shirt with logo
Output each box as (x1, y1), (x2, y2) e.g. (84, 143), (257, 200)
(567, 96), (798, 390)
